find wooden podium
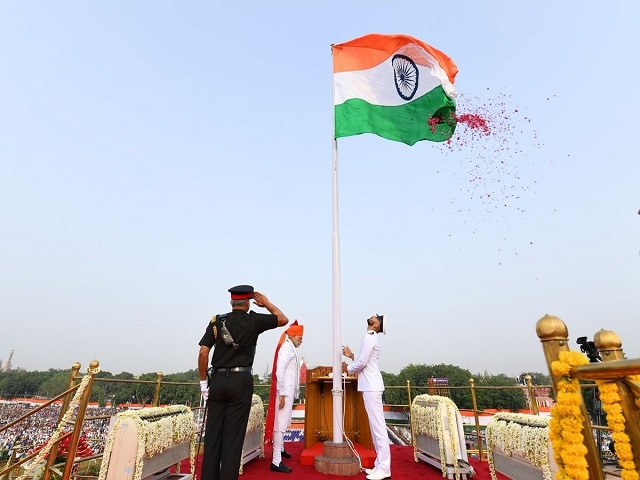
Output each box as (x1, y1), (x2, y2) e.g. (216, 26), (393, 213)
(303, 365), (372, 449)
(302, 366), (375, 475)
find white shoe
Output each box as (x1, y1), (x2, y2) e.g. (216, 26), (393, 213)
(364, 468), (377, 475)
(366, 471), (391, 480)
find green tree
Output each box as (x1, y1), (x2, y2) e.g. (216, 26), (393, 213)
(380, 371), (403, 406)
(159, 370), (200, 406)
(91, 371), (116, 406)
(474, 373), (527, 411)
(134, 373), (159, 405)
(0, 364), (553, 413)
(108, 371), (137, 406)
(395, 363), (474, 409)
(518, 371), (551, 386)
(38, 370), (73, 399)
(0, 370), (42, 398)
(254, 374), (270, 404)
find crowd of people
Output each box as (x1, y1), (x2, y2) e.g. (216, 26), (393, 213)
(0, 402), (120, 461)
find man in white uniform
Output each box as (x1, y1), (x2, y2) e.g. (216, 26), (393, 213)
(265, 321), (304, 473)
(342, 314), (390, 480)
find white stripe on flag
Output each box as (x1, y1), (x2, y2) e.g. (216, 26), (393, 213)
(334, 43), (455, 106)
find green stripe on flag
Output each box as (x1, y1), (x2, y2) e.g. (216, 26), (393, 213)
(335, 85), (456, 145)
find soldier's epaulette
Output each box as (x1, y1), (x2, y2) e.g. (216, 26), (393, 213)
(210, 313), (228, 340)
(210, 313), (228, 323)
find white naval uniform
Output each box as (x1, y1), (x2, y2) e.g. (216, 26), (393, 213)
(272, 337), (300, 465)
(346, 330), (390, 476)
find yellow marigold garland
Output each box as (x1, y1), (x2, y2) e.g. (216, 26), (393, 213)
(551, 351), (640, 480)
(548, 350), (589, 480)
(596, 380), (638, 480)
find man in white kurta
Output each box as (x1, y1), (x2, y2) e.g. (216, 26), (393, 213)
(342, 314), (390, 480)
(268, 321), (303, 473)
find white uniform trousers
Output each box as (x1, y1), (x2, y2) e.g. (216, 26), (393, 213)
(363, 391), (391, 475)
(272, 395), (294, 465)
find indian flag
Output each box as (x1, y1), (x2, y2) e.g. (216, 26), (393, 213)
(332, 33), (458, 146)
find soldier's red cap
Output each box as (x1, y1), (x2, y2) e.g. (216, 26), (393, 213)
(228, 285), (254, 300)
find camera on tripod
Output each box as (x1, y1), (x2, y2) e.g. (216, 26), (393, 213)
(576, 336), (601, 363)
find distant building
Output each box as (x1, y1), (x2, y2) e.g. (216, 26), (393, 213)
(1, 349), (14, 372)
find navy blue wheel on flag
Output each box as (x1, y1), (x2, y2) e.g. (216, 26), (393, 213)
(392, 54), (419, 101)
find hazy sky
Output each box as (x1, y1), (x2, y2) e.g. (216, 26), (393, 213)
(1, 2), (639, 380)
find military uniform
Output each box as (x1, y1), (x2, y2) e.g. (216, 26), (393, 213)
(346, 316), (390, 479)
(199, 286), (279, 480)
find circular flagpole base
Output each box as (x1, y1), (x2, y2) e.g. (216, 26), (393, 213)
(313, 441), (361, 476)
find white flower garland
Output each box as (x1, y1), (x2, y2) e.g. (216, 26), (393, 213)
(411, 394), (462, 478)
(245, 395), (265, 434)
(486, 412), (551, 480)
(97, 405), (196, 480)
(16, 364), (100, 480)
(238, 395), (265, 475)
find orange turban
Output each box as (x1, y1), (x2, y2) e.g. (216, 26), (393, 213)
(286, 321), (304, 336)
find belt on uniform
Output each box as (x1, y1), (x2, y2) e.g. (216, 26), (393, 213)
(213, 366), (252, 373)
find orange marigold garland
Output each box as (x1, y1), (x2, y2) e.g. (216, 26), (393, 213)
(548, 351), (589, 480)
(596, 380), (639, 480)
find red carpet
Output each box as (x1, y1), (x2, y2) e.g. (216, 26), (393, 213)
(181, 441), (508, 479)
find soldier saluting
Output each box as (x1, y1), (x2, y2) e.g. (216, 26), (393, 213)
(198, 285), (289, 480)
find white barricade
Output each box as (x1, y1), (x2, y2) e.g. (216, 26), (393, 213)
(486, 412), (557, 480)
(240, 394), (265, 469)
(411, 394), (475, 479)
(98, 405), (196, 480)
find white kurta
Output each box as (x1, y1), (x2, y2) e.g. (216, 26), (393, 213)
(276, 338), (300, 399)
(272, 337), (300, 466)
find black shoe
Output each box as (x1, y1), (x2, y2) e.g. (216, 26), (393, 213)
(270, 462), (292, 473)
(281, 449), (292, 459)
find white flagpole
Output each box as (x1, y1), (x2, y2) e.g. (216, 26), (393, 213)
(331, 48), (344, 444)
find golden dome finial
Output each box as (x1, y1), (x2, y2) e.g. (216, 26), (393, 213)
(536, 314), (568, 341)
(594, 329), (622, 351)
